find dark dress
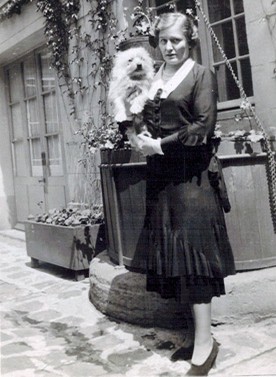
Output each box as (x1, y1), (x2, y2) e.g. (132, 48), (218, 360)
(142, 62), (236, 304)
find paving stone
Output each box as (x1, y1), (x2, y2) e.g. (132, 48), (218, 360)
(0, 282), (27, 301)
(90, 334), (124, 350)
(7, 271), (31, 279)
(1, 266), (22, 272)
(108, 348), (152, 368)
(1, 341), (33, 355)
(35, 370), (64, 376)
(29, 310), (62, 322)
(60, 361), (109, 377)
(1, 354), (36, 373)
(12, 328), (44, 339)
(38, 349), (74, 368)
(32, 281), (60, 290)
(57, 316), (85, 326)
(57, 290), (83, 299)
(13, 300), (44, 312)
(0, 332), (14, 342)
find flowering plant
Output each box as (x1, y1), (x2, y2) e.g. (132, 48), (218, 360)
(214, 100), (265, 143)
(214, 125), (265, 143)
(28, 206), (104, 226)
(130, 2), (156, 37)
(75, 117), (125, 153)
(112, 0), (162, 47)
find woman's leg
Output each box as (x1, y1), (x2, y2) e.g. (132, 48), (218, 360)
(190, 302), (213, 365)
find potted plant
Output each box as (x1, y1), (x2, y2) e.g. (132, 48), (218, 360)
(214, 126), (266, 156)
(214, 101), (266, 156)
(25, 205), (106, 281)
(112, 0), (162, 66)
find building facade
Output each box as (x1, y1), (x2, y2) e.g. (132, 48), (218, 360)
(0, 0), (276, 230)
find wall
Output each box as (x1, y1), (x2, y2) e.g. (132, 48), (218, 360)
(0, 2), (45, 229)
(0, 67), (15, 229)
(244, 0), (276, 137)
(0, 0), (124, 226)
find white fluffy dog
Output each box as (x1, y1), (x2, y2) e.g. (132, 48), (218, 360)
(108, 47), (155, 124)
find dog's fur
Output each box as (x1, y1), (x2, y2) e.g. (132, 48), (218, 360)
(108, 47), (154, 124)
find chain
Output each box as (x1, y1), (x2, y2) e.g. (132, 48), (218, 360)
(193, 0), (276, 231)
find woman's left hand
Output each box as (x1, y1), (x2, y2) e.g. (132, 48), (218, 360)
(137, 133), (164, 156)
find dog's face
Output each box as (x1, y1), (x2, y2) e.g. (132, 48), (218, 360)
(112, 47), (154, 81)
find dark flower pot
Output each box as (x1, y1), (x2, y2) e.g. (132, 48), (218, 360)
(25, 221), (106, 280)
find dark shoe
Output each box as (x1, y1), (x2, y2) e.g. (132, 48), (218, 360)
(186, 339), (219, 376)
(170, 344), (194, 362)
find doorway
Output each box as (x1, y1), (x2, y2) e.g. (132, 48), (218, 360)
(5, 48), (67, 228)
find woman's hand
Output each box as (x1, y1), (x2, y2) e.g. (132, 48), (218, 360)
(137, 133), (164, 156)
(125, 126), (142, 151)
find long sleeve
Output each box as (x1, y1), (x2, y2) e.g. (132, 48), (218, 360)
(160, 68), (218, 153)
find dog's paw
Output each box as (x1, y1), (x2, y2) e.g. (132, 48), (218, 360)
(115, 110), (128, 122)
(130, 102), (144, 115)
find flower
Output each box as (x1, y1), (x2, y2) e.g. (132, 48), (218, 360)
(75, 116), (125, 153)
(130, 5), (156, 37)
(112, 2), (160, 47)
(28, 206), (104, 226)
(213, 124), (264, 143)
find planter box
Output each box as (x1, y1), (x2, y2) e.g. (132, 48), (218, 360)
(100, 148), (147, 270)
(25, 221), (105, 280)
(100, 148), (276, 272)
(215, 139), (265, 156)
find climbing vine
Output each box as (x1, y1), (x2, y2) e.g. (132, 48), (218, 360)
(0, 0), (31, 21)
(0, 0), (122, 206)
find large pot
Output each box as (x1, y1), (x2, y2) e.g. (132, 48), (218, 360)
(100, 147), (276, 271)
(25, 221), (105, 280)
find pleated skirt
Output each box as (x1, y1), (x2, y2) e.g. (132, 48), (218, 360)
(144, 145), (236, 304)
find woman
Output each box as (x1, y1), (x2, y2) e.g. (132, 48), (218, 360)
(130, 12), (236, 376)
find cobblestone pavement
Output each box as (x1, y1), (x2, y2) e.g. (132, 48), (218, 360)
(1, 231), (276, 377)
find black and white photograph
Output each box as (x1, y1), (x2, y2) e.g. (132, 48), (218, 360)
(0, 0), (276, 376)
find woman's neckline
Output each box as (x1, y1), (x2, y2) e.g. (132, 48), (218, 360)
(162, 58), (190, 82)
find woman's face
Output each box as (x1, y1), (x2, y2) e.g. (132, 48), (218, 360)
(158, 22), (190, 68)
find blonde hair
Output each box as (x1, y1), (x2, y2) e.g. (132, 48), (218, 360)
(154, 12), (199, 48)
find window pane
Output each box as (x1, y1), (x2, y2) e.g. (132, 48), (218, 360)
(43, 93), (59, 133)
(26, 99), (40, 137)
(47, 135), (62, 176)
(236, 17), (249, 56)
(8, 65), (21, 102)
(155, 0), (196, 14)
(233, 0), (244, 14)
(208, 0), (231, 23)
(176, 0), (195, 13)
(11, 104), (23, 139)
(212, 22), (235, 62)
(155, 0), (176, 12)
(14, 141), (28, 176)
(241, 58), (253, 97)
(40, 50), (55, 92)
(215, 62), (240, 101)
(23, 57), (37, 97)
(29, 138), (43, 176)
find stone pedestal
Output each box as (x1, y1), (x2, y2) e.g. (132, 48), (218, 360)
(89, 251), (190, 329)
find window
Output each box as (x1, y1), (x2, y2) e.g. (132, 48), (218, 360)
(6, 47), (63, 177)
(204, 0), (253, 108)
(148, 0), (254, 109)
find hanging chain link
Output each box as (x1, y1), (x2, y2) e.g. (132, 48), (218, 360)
(193, 0), (276, 231)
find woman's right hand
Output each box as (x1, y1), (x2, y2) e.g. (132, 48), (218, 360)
(125, 126), (142, 151)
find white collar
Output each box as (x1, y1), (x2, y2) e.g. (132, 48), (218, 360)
(148, 58), (195, 100)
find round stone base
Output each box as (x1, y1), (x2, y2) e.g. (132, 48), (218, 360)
(89, 251), (189, 329)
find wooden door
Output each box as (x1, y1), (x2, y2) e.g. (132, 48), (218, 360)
(6, 48), (67, 228)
